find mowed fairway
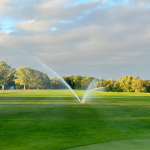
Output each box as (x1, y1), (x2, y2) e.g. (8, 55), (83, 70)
(0, 90), (150, 150)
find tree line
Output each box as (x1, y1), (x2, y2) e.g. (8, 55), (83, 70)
(0, 61), (50, 90)
(0, 61), (150, 92)
(61, 75), (150, 92)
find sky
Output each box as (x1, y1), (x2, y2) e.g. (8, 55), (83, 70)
(0, 0), (150, 80)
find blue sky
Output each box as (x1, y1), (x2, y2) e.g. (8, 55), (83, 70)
(0, 0), (150, 79)
(66, 0), (129, 7)
(0, 17), (15, 33)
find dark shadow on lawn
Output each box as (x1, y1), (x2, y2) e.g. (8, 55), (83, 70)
(0, 96), (150, 101)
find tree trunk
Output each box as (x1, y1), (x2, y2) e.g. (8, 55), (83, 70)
(24, 85), (26, 90)
(37, 87), (38, 90)
(2, 85), (4, 91)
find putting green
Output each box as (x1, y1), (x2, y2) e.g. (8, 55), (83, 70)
(67, 139), (150, 150)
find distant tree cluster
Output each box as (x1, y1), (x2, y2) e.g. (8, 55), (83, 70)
(0, 61), (150, 92)
(0, 61), (15, 91)
(93, 76), (150, 93)
(62, 76), (95, 90)
(14, 66), (50, 90)
(60, 75), (150, 93)
(0, 61), (50, 90)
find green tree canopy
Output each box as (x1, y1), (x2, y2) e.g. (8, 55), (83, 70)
(14, 66), (32, 90)
(73, 75), (82, 89)
(28, 69), (50, 89)
(50, 77), (66, 89)
(131, 75), (147, 92)
(0, 61), (15, 91)
(113, 76), (133, 92)
(81, 76), (95, 90)
(105, 78), (115, 91)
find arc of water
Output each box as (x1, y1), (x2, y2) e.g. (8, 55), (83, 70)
(87, 87), (104, 92)
(82, 78), (100, 103)
(18, 50), (101, 104)
(34, 57), (82, 103)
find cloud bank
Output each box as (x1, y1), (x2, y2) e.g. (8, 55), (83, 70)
(0, 0), (150, 79)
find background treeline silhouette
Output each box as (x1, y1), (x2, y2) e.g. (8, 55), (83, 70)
(62, 75), (150, 92)
(0, 61), (150, 92)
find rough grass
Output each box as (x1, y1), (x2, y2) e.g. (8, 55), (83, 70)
(0, 90), (150, 150)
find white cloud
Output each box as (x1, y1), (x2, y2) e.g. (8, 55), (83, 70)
(0, 0), (12, 15)
(0, 0), (150, 79)
(16, 19), (54, 33)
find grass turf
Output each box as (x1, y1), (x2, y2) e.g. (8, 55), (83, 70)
(67, 139), (150, 150)
(0, 90), (150, 150)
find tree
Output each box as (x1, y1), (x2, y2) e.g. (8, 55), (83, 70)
(50, 77), (66, 89)
(27, 69), (41, 89)
(114, 76), (133, 92)
(0, 61), (15, 91)
(131, 75), (147, 92)
(81, 76), (95, 89)
(94, 79), (107, 88)
(146, 80), (150, 93)
(50, 77), (59, 89)
(62, 76), (75, 89)
(106, 78), (114, 91)
(14, 66), (32, 90)
(73, 75), (82, 89)
(40, 73), (50, 89)
(113, 81), (122, 92)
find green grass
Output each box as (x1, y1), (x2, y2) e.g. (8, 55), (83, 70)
(67, 139), (150, 150)
(0, 90), (150, 150)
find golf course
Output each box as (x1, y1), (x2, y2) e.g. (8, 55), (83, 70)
(0, 90), (150, 150)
